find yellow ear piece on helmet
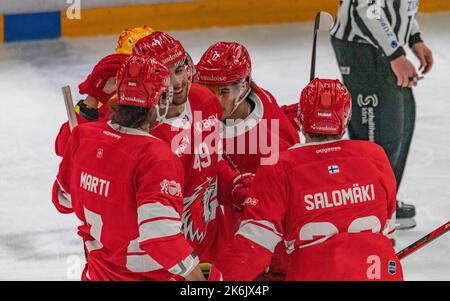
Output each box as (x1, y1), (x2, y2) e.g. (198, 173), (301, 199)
(115, 25), (154, 55)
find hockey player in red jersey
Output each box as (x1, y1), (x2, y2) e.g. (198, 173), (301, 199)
(55, 26), (155, 157)
(219, 78), (403, 281)
(54, 52), (128, 156)
(52, 55), (207, 281)
(195, 42), (300, 175)
(195, 42), (300, 280)
(132, 32), (247, 264)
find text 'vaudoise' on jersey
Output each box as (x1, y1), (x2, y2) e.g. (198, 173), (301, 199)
(220, 139), (402, 281)
(52, 121), (198, 280)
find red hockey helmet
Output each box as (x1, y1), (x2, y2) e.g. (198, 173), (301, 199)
(299, 78), (351, 135)
(195, 42), (252, 85)
(116, 55), (172, 110)
(132, 31), (187, 67)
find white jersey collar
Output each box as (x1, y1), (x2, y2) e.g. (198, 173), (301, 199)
(221, 90), (264, 138)
(107, 121), (159, 139)
(288, 139), (345, 150)
(161, 100), (192, 130)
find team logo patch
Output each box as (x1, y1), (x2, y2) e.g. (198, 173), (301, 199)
(388, 260), (397, 275)
(160, 179), (182, 197)
(96, 148), (103, 159)
(243, 197), (259, 206)
(391, 40), (398, 49)
(328, 165), (340, 174)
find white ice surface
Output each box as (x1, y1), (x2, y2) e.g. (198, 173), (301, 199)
(0, 13), (448, 280)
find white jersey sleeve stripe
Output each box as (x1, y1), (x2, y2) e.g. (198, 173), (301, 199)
(137, 202), (180, 225)
(236, 220), (282, 253)
(139, 219), (182, 242)
(126, 254), (164, 273)
(383, 211), (396, 239)
(57, 180), (72, 209)
(168, 252), (199, 277)
(239, 219), (283, 236)
(126, 238), (163, 272)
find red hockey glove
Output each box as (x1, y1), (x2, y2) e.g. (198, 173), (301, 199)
(281, 103), (301, 131)
(217, 159), (254, 211)
(230, 172), (254, 211)
(78, 53), (128, 103)
(200, 263), (223, 281)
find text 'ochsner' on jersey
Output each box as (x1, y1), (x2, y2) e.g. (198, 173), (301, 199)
(304, 183), (375, 211)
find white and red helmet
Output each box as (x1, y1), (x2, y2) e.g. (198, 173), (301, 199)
(132, 31), (187, 67)
(195, 42), (252, 85)
(299, 78), (352, 136)
(116, 55), (172, 110)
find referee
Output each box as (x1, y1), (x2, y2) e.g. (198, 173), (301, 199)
(331, 0), (434, 229)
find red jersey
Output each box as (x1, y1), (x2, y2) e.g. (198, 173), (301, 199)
(150, 83), (231, 263)
(220, 139), (402, 281)
(222, 84), (300, 174)
(220, 84), (300, 279)
(55, 102), (110, 157)
(52, 121), (198, 280)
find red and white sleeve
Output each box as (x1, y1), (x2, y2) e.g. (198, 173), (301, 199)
(52, 127), (81, 214)
(380, 152), (397, 240)
(135, 155), (198, 277)
(219, 164), (287, 280)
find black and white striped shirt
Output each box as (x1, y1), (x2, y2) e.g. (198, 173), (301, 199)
(331, 0), (423, 60)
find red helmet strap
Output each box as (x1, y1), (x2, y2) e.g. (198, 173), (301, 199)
(230, 83), (252, 116)
(155, 85), (174, 121)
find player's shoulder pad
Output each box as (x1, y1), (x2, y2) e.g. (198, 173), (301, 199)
(139, 138), (183, 170)
(189, 83), (223, 118)
(76, 120), (110, 136)
(70, 120), (93, 136)
(349, 140), (388, 160)
(252, 83), (277, 105)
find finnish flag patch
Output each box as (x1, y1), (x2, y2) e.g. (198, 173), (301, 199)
(328, 165), (340, 174)
(388, 260), (397, 275)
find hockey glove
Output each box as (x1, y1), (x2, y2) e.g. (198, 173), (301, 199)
(79, 53), (129, 103)
(217, 159), (254, 211)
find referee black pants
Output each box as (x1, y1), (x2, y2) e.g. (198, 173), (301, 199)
(331, 36), (416, 189)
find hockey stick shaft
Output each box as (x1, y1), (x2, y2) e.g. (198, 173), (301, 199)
(396, 221), (450, 260)
(310, 13), (320, 82)
(309, 12), (334, 81)
(61, 85), (78, 132)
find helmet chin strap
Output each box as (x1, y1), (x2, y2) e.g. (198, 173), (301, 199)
(230, 85), (252, 116)
(156, 86), (174, 122)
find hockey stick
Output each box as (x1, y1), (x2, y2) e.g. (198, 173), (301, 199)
(310, 12), (334, 81)
(61, 85), (78, 132)
(396, 221), (450, 260)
